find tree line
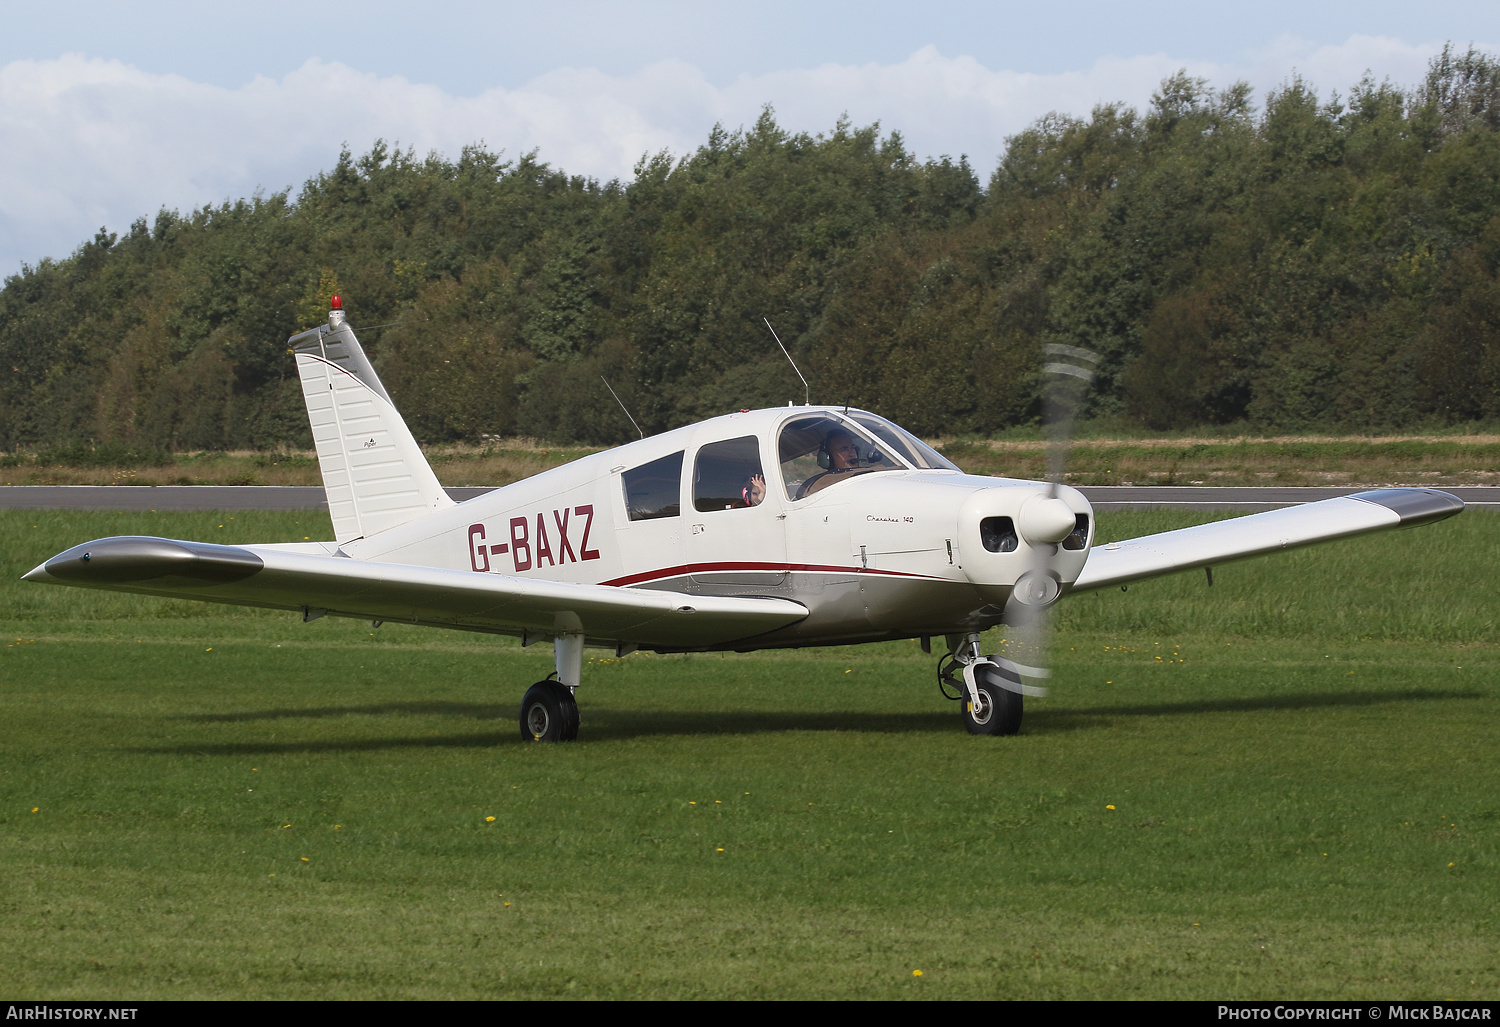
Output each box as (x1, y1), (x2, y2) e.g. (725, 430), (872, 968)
(2, 45), (1498, 451)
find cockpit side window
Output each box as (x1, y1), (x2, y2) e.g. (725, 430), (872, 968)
(622, 451), (683, 521)
(694, 436), (766, 511)
(777, 414), (904, 501)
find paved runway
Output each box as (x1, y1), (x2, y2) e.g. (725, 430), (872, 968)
(2, 484), (1497, 512)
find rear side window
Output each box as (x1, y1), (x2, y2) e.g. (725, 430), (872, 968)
(622, 451), (683, 521)
(694, 436), (765, 512)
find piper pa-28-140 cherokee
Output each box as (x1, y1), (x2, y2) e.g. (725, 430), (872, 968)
(24, 300), (1464, 740)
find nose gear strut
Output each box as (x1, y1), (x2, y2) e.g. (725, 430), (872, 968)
(935, 633), (1034, 736)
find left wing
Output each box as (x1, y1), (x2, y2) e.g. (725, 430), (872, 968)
(23, 536), (807, 649)
(1071, 488), (1463, 593)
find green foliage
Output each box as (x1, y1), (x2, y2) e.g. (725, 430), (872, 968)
(4, 48), (1500, 448)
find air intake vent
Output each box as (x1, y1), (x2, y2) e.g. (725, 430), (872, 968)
(980, 516), (1018, 553)
(1063, 514), (1090, 550)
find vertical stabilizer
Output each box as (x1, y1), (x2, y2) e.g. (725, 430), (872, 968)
(289, 299), (454, 544)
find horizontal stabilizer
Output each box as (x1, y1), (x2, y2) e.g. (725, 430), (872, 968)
(24, 536), (809, 650)
(1072, 488), (1463, 592)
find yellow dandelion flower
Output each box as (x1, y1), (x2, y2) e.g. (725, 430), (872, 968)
(300, 857), (309, 862)
(1106, 805), (1115, 810)
(485, 816), (496, 822)
(912, 970), (923, 977)
(31, 807), (38, 813)
(716, 848), (724, 853)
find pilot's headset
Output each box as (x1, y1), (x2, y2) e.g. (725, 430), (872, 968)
(817, 430), (857, 470)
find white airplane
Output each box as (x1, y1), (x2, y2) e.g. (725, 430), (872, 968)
(24, 301), (1464, 740)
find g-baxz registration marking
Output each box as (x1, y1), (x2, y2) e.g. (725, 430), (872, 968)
(468, 507), (601, 573)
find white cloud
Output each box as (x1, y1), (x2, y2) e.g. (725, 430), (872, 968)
(0, 35), (1481, 275)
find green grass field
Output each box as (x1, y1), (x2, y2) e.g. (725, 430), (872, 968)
(1, 509), (1496, 999)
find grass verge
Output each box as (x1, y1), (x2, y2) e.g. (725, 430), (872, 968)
(1, 510), (1495, 999)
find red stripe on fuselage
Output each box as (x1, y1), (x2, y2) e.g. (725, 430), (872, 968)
(600, 562), (942, 588)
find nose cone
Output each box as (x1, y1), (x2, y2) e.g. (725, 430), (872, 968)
(1017, 494), (1077, 544)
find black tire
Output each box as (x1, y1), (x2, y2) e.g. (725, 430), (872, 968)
(961, 665), (1023, 736)
(519, 680), (579, 742)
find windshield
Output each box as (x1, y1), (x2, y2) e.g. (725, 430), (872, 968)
(844, 411), (959, 471)
(777, 412), (906, 501)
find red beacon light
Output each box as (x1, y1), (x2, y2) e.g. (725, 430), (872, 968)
(330, 294), (342, 310)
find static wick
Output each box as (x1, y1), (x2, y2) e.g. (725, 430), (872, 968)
(763, 319), (810, 406)
(600, 376), (644, 439)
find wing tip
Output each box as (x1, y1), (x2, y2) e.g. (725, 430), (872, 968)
(35, 536), (264, 586)
(1348, 488), (1464, 526)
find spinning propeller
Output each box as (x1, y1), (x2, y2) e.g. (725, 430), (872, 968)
(960, 340), (1104, 716)
(989, 342), (1101, 698)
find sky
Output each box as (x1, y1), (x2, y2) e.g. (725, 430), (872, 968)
(2, 1), (1497, 276)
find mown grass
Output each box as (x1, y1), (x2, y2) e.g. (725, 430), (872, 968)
(4, 435), (1500, 487)
(1, 510), (1496, 999)
(944, 437), (1500, 486)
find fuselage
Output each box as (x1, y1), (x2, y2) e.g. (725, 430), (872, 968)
(344, 407), (1094, 650)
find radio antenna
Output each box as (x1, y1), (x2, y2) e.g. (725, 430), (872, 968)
(763, 319), (810, 406)
(600, 376), (644, 439)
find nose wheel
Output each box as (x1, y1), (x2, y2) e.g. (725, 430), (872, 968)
(939, 646), (1025, 736)
(959, 667), (1023, 736)
(520, 680), (579, 742)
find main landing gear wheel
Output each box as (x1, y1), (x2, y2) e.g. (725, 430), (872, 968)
(961, 664), (1023, 737)
(519, 680), (579, 742)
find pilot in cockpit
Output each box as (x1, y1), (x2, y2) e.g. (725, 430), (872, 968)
(798, 428), (862, 498)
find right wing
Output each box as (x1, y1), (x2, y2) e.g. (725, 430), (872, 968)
(23, 536), (808, 649)
(1071, 488), (1463, 593)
